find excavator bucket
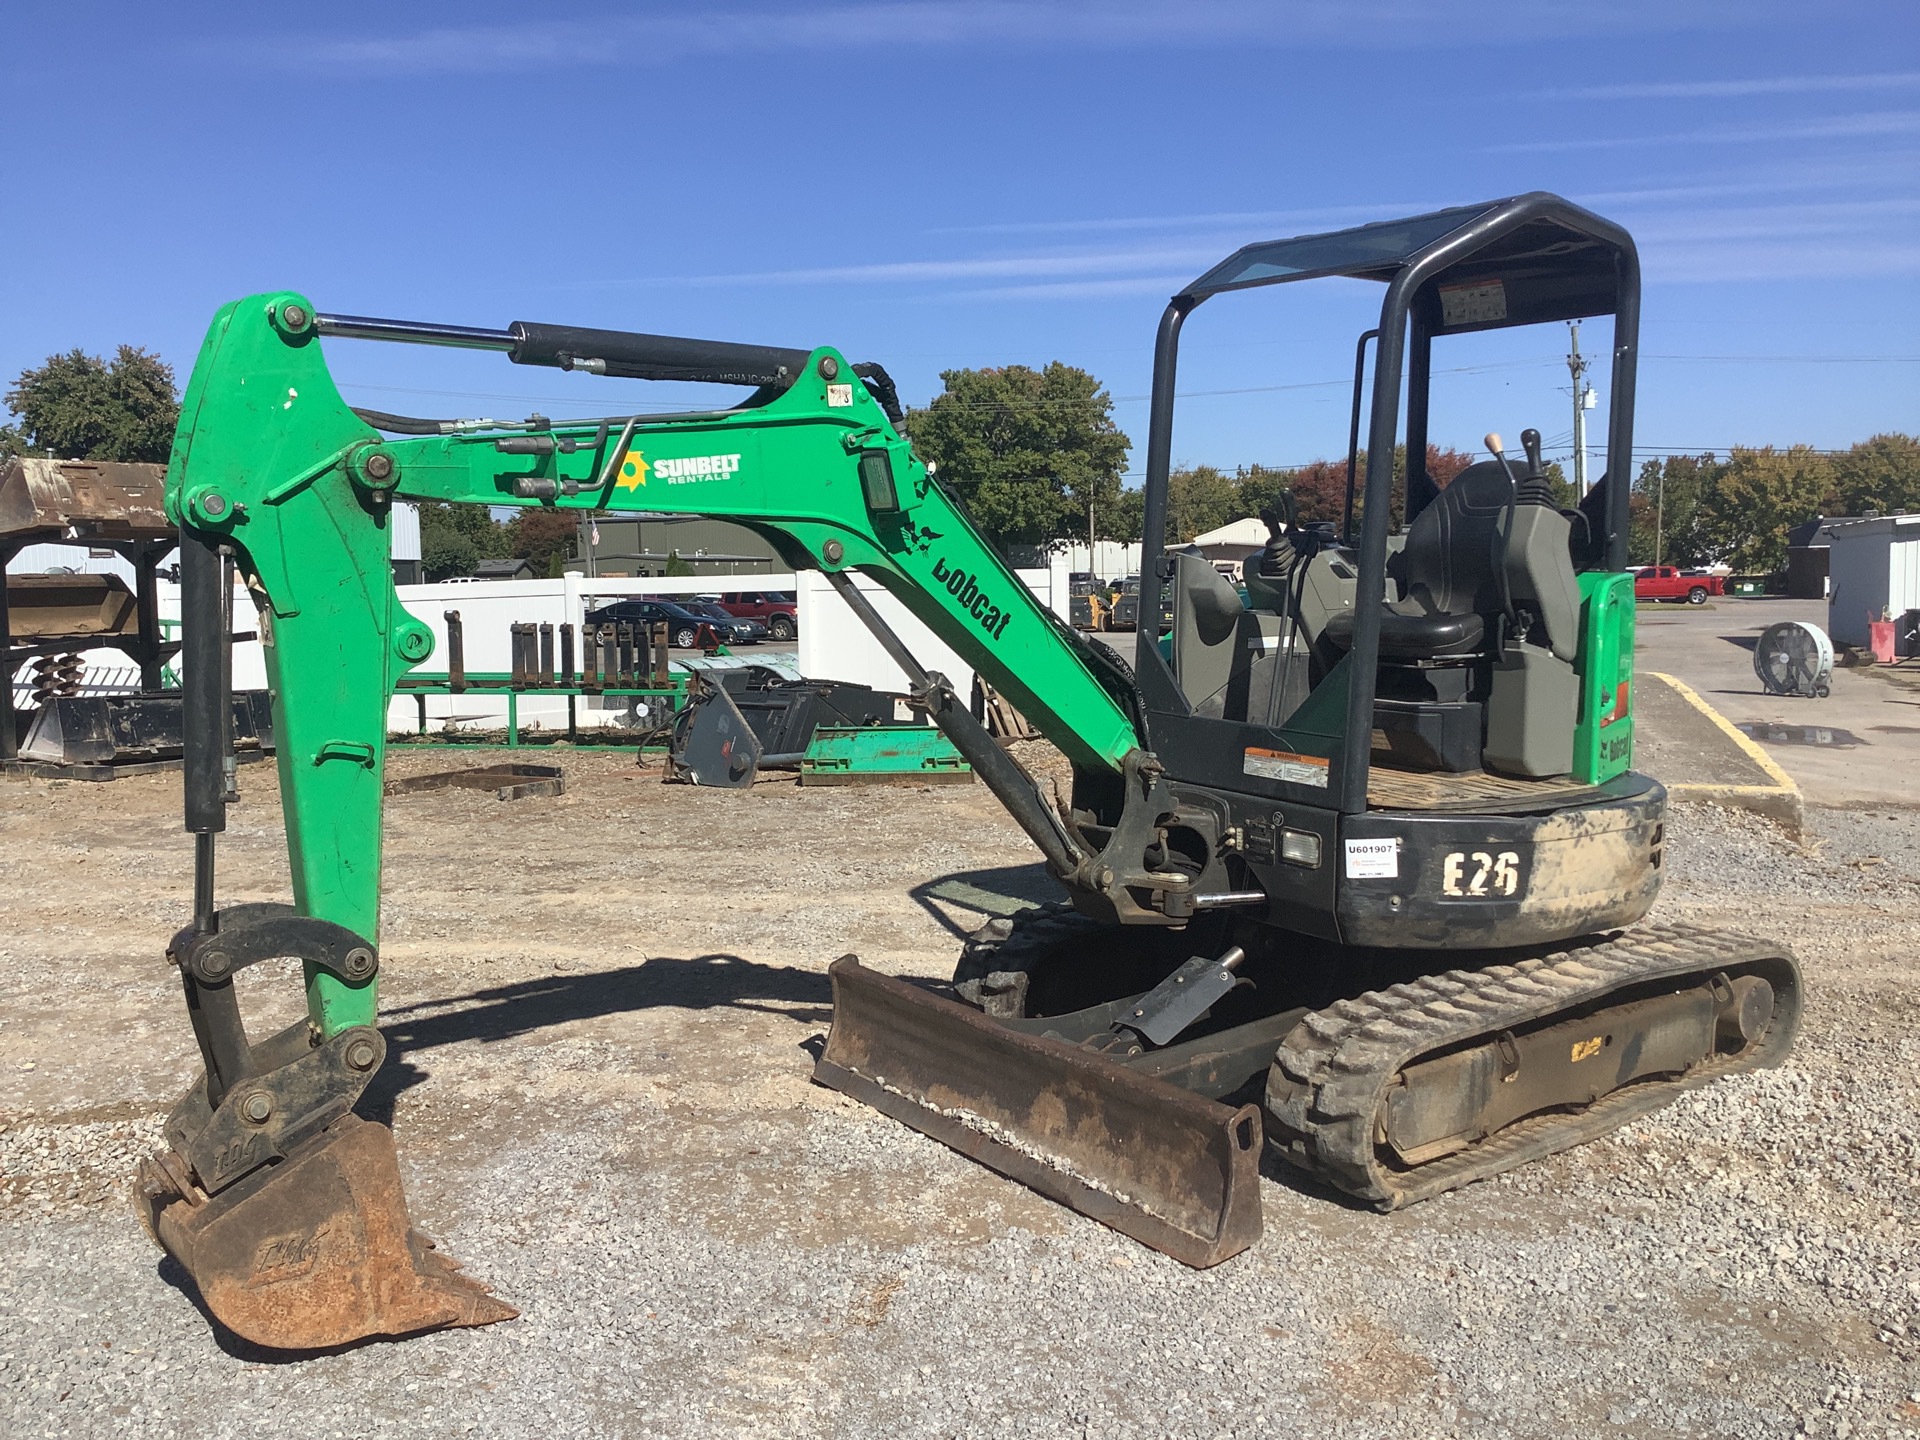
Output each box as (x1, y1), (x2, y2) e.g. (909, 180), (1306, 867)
(814, 956), (1262, 1268)
(139, 1115), (516, 1351)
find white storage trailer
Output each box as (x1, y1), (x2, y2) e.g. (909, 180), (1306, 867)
(1826, 514), (1920, 649)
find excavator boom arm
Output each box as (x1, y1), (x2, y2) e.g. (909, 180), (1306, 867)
(164, 292), (1142, 1040)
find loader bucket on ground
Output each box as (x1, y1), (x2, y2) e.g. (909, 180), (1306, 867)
(814, 955), (1262, 1268)
(139, 1115), (516, 1351)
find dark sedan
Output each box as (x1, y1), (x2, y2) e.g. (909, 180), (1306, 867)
(583, 598), (756, 649)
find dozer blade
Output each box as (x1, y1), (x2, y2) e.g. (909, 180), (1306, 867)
(814, 955), (1261, 1268)
(139, 1115), (516, 1350)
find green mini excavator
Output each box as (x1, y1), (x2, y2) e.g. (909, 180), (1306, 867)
(146, 193), (1799, 1349)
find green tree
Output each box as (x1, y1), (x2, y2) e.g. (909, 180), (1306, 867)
(1829, 432), (1920, 517)
(419, 503), (508, 580)
(1630, 454), (1721, 567)
(1108, 485), (1146, 544)
(1165, 464), (1243, 542)
(903, 363), (1131, 550)
(663, 549), (693, 577)
(1700, 445), (1834, 573)
(3, 346), (180, 462)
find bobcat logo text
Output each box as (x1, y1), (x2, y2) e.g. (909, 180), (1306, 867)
(931, 557), (1013, 640)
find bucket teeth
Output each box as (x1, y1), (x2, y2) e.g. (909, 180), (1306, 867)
(142, 1114), (514, 1350)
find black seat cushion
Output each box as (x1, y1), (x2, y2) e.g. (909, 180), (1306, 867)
(1324, 604), (1485, 658)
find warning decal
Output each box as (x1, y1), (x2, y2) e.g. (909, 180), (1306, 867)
(1243, 747), (1330, 788)
(1439, 279), (1507, 327)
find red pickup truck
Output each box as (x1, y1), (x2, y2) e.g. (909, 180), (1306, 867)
(713, 589), (798, 640)
(1633, 566), (1724, 605)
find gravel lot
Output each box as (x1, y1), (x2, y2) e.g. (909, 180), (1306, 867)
(1, 747), (1916, 1439)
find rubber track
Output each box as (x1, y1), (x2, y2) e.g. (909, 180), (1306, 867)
(1265, 922), (1802, 1211)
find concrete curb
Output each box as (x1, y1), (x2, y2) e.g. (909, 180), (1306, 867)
(1644, 671), (1805, 836)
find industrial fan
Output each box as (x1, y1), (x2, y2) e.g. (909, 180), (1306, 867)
(1754, 620), (1834, 698)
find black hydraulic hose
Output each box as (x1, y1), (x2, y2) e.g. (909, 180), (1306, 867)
(350, 408), (455, 435)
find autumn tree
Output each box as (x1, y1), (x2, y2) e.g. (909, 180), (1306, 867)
(903, 364), (1131, 550)
(505, 508), (580, 578)
(3, 346), (180, 462)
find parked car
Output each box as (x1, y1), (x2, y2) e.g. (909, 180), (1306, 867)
(583, 598), (755, 649)
(713, 589), (799, 641)
(679, 599), (768, 644)
(1633, 565), (1724, 605)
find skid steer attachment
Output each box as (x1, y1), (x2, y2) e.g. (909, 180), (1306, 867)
(814, 956), (1262, 1267)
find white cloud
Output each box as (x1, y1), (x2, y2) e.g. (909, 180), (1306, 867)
(206, 1), (1798, 77)
(926, 203), (1440, 238)
(1488, 109), (1920, 153)
(1538, 71), (1920, 101)
(570, 244), (1223, 292)
(950, 275), (1203, 301)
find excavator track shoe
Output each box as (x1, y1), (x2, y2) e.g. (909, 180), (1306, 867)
(1266, 922), (1801, 1209)
(140, 1115), (516, 1350)
(814, 955), (1261, 1268)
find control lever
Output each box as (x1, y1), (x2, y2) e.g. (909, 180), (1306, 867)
(1484, 432), (1522, 628)
(1520, 427), (1544, 480)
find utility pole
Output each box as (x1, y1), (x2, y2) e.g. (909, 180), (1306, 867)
(1567, 321), (1596, 497)
(1654, 469), (1665, 568)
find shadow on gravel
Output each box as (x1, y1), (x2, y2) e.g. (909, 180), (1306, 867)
(1255, 1148), (1381, 1212)
(910, 863), (1058, 938)
(362, 953), (832, 1114)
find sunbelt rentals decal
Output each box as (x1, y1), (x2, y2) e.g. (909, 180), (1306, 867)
(615, 450), (742, 490)
(932, 557), (1013, 640)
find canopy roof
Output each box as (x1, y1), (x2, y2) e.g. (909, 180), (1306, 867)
(1180, 192), (1634, 332)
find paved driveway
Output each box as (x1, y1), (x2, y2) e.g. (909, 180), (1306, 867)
(1634, 597), (1920, 807)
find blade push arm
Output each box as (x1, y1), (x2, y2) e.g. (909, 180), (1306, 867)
(165, 293), (1148, 1037)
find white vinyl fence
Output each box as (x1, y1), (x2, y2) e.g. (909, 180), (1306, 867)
(8, 564), (1068, 731)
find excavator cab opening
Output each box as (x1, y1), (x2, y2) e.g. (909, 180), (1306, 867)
(1052, 194), (1661, 951)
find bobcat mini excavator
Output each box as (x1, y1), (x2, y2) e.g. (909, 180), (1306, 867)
(145, 194), (1799, 1348)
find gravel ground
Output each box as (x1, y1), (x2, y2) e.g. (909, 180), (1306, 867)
(1, 749), (1916, 1439)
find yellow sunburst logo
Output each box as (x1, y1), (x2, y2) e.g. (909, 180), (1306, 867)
(615, 450), (649, 489)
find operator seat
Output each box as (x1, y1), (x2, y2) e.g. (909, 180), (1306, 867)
(1322, 464), (1510, 659)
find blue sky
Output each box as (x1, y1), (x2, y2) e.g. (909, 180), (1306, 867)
(4, 1), (1915, 484)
